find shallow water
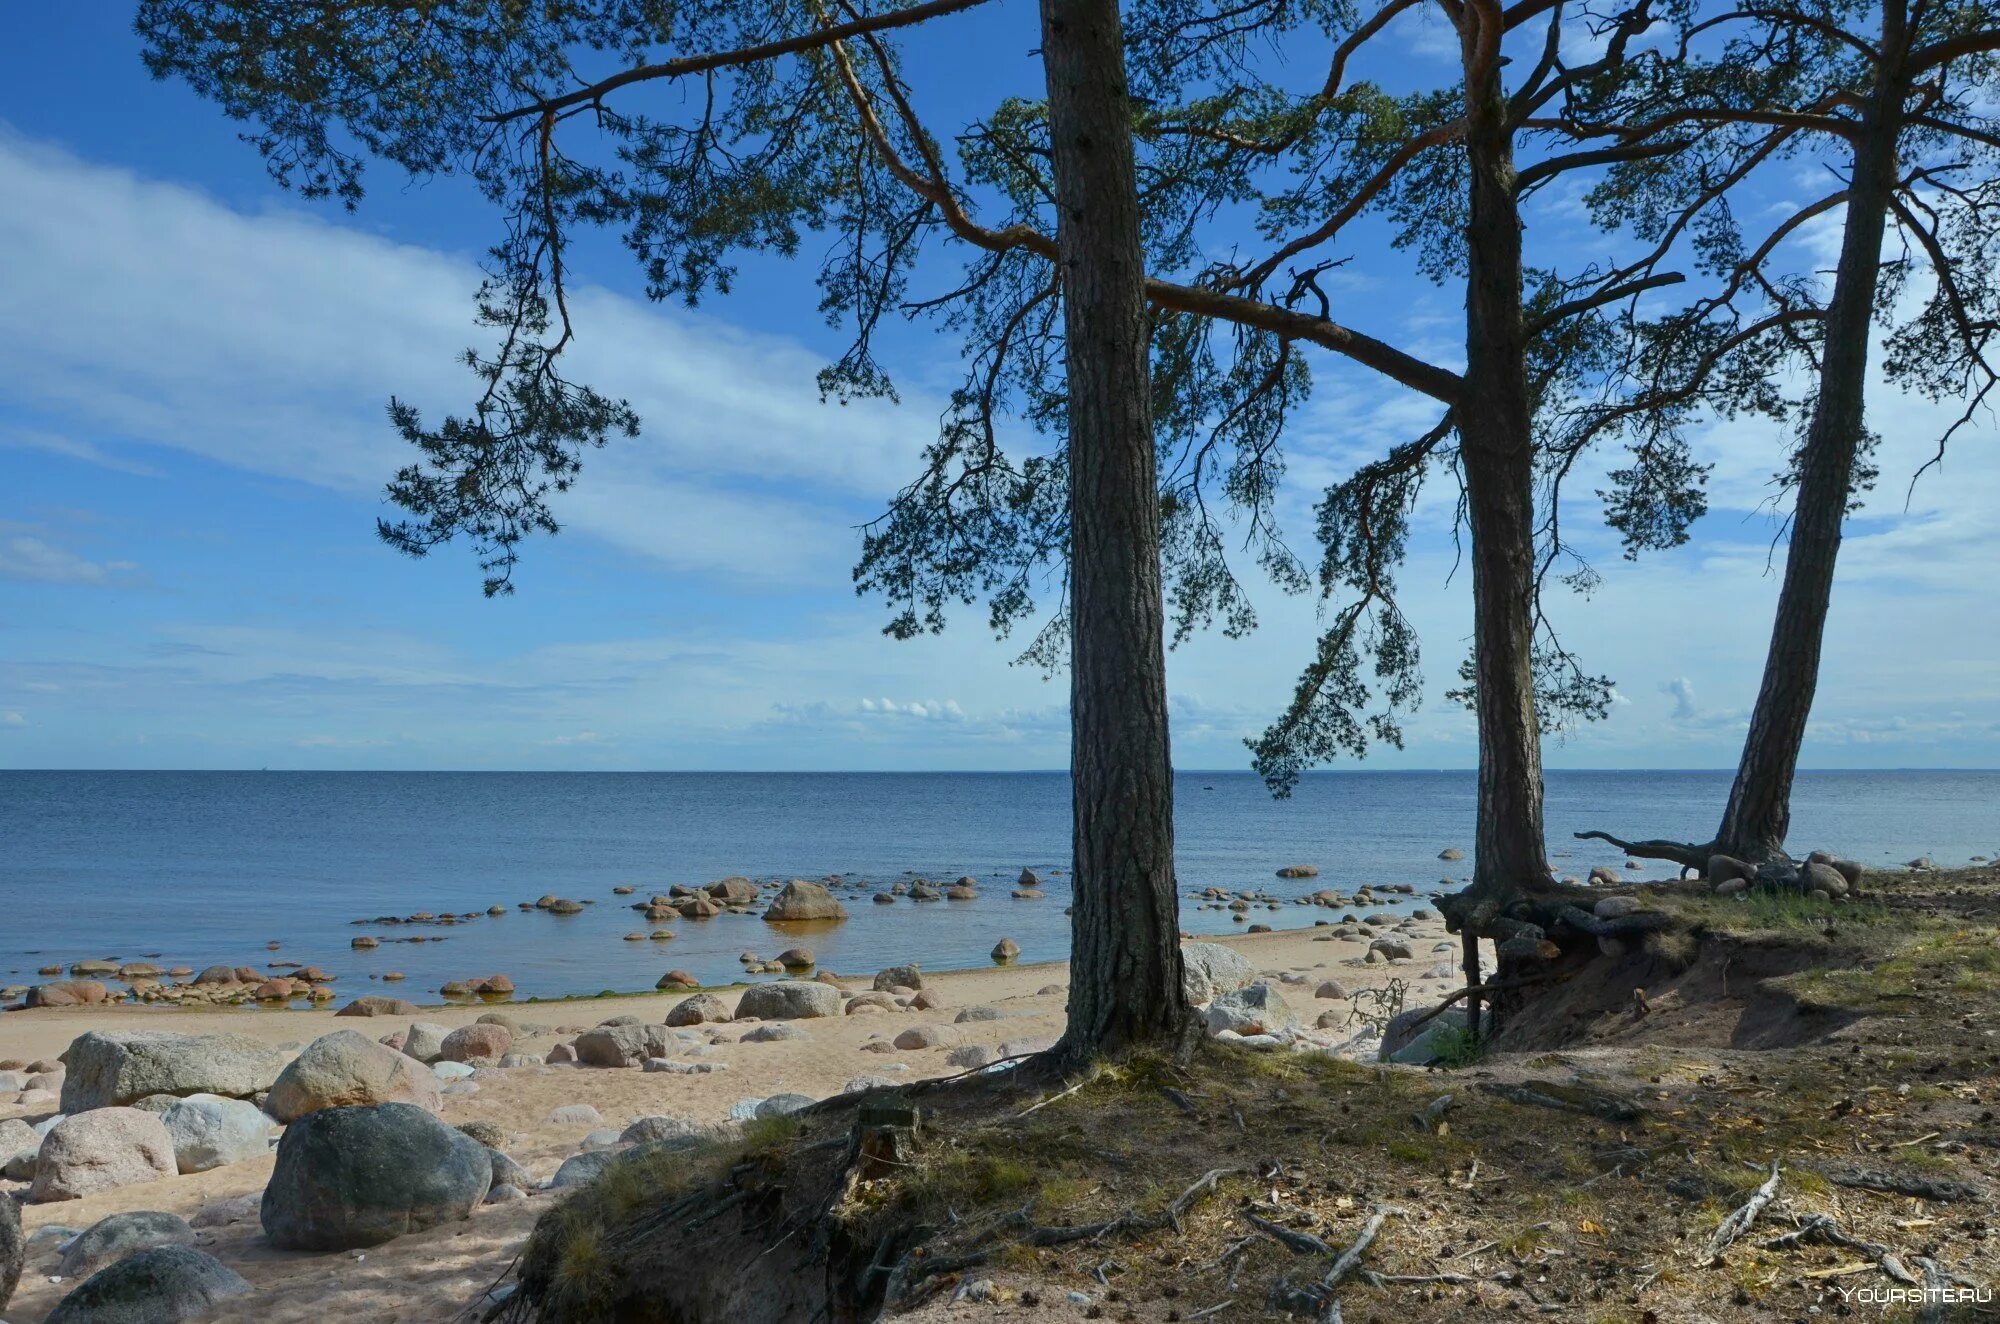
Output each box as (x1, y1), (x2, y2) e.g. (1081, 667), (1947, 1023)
(3, 769), (1994, 1000)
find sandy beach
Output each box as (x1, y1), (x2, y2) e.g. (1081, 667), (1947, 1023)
(0, 920), (1475, 1323)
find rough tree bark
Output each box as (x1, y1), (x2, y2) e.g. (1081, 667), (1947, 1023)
(1580, 2), (1909, 871)
(1442, 0), (1561, 1026)
(1711, 23), (1905, 864)
(1041, 0), (1198, 1064)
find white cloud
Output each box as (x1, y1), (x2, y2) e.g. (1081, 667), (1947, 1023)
(0, 534), (137, 586)
(0, 129), (938, 588)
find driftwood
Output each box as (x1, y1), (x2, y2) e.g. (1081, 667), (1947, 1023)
(1571, 829), (1714, 873)
(1706, 1160), (1782, 1258)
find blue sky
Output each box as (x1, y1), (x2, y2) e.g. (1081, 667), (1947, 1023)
(1, 7), (1995, 772)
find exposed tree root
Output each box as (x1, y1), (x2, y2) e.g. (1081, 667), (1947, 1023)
(1760, 1213), (1921, 1285)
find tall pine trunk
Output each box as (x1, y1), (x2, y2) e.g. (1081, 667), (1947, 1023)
(1040, 0), (1195, 1063)
(1459, 7), (1553, 904)
(1714, 12), (1906, 865)
(1444, 3), (1554, 1031)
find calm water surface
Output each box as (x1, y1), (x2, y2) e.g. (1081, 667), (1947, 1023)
(3, 770), (1994, 1000)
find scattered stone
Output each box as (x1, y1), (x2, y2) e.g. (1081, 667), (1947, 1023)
(43, 1246), (250, 1324)
(1201, 983), (1295, 1038)
(1275, 865), (1319, 878)
(762, 880), (849, 923)
(1315, 979), (1351, 1000)
(26, 981), (111, 1009)
(1018, 868), (1040, 887)
(990, 938), (1020, 963)
(159, 1095), (272, 1173)
(619, 1116), (701, 1146)
(893, 1025), (960, 1051)
(548, 1104), (603, 1127)
(1439, 847), (1465, 861)
(188, 1192), (260, 1230)
(439, 1023), (512, 1062)
(872, 965), (923, 991)
(432, 1062), (475, 1082)
(655, 970), (701, 991)
(954, 1005), (1005, 1023)
(741, 1023), (806, 1043)
(486, 1183), (527, 1204)
(549, 1151), (617, 1189)
(1707, 854), (1757, 885)
(665, 993), (729, 1027)
(58, 1212), (195, 1278)
(265, 1030), (444, 1123)
(1593, 895), (1643, 919)
(456, 1119), (506, 1147)
(944, 1044), (993, 1070)
(755, 1093), (814, 1118)
(573, 1024), (670, 1067)
(736, 980), (840, 1020)
(399, 1022), (450, 1064)
(335, 996), (420, 1018)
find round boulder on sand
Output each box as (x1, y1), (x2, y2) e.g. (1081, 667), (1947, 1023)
(665, 993), (730, 1027)
(573, 1024), (672, 1067)
(60, 1030), (287, 1113)
(44, 1246), (249, 1324)
(762, 880), (849, 923)
(872, 964), (923, 992)
(159, 1095), (272, 1173)
(264, 1030), (443, 1123)
(261, 1102), (491, 1250)
(29, 1109), (177, 1202)
(438, 1023), (512, 1062)
(736, 980), (840, 1020)
(399, 1022), (450, 1064)
(58, 1211), (196, 1278)
(1181, 942), (1256, 1004)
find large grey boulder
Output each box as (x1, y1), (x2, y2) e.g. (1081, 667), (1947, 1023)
(58, 1211), (196, 1278)
(1180, 943), (1256, 1005)
(265, 1030), (443, 1123)
(619, 1115), (705, 1146)
(1202, 983), (1296, 1037)
(58, 1031), (285, 1113)
(44, 1246), (250, 1324)
(159, 1095), (273, 1173)
(29, 1110), (177, 1203)
(1380, 1005), (1469, 1063)
(262, 1102), (491, 1250)
(736, 980), (840, 1021)
(573, 1023), (671, 1067)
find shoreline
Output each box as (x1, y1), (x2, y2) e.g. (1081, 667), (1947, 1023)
(0, 919), (1475, 1322)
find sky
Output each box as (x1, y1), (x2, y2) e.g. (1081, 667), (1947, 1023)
(0, 7), (1994, 772)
